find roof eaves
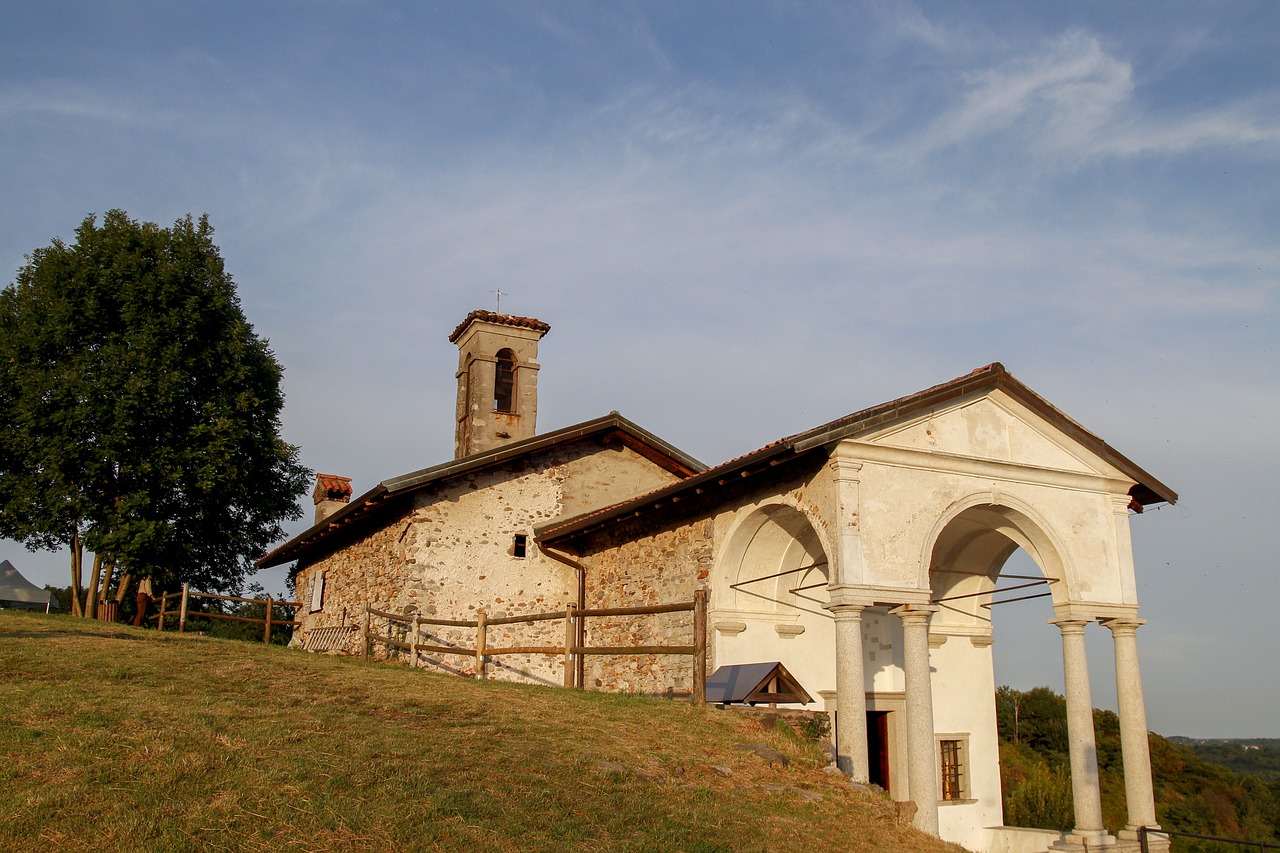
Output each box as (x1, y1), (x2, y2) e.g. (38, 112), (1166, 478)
(536, 438), (797, 543)
(789, 362), (1175, 507)
(257, 412), (704, 569)
(993, 373), (1178, 507)
(255, 483), (391, 569)
(383, 412), (703, 494)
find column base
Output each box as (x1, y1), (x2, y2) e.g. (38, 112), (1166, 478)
(1049, 829), (1116, 851)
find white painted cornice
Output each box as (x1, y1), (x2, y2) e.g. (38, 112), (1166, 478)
(836, 440), (1135, 497)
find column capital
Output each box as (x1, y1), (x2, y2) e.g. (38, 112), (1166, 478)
(1049, 616), (1090, 635)
(1101, 617), (1146, 636)
(890, 603), (939, 627)
(824, 602), (867, 621)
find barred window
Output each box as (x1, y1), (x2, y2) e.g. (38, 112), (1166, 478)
(942, 732), (967, 799)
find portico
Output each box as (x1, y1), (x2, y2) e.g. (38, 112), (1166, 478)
(537, 363), (1176, 853)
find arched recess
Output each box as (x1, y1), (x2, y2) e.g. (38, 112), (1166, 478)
(494, 348), (517, 413)
(715, 501), (831, 616)
(711, 500), (836, 700)
(924, 497), (1070, 625)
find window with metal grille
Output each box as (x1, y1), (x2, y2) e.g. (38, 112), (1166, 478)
(494, 349), (516, 412)
(939, 738), (965, 800)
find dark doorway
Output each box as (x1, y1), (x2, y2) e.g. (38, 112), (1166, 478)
(867, 711), (891, 791)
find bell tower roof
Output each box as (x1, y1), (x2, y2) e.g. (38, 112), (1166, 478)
(448, 310), (550, 344)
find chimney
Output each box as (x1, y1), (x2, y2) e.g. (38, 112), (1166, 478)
(312, 473), (353, 524)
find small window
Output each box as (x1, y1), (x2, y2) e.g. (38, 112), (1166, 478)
(937, 735), (971, 802)
(494, 349), (516, 412)
(309, 570), (326, 613)
(513, 534), (528, 559)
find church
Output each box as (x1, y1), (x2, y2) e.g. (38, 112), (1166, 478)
(258, 309), (1175, 853)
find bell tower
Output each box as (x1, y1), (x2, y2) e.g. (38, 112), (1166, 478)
(449, 309), (551, 458)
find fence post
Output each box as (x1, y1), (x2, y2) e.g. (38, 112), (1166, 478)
(263, 595), (273, 644)
(563, 604), (577, 689)
(475, 609), (487, 679)
(361, 604), (371, 658)
(411, 614), (421, 668)
(179, 583), (190, 633)
(156, 594), (167, 632)
(693, 588), (708, 705)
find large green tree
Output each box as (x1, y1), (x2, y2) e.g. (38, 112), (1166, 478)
(0, 210), (310, 615)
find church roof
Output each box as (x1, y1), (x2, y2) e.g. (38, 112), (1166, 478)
(536, 363), (1177, 545)
(447, 310), (551, 343)
(256, 412), (704, 569)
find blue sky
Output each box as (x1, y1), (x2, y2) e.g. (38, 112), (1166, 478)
(3, 2), (1277, 737)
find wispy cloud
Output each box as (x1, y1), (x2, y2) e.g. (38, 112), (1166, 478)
(908, 28), (1280, 164)
(0, 80), (134, 124)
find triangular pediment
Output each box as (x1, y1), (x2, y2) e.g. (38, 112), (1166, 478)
(862, 389), (1127, 479)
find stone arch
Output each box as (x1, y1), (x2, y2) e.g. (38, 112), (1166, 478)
(713, 499), (831, 617)
(920, 494), (1072, 634)
(493, 348), (517, 413)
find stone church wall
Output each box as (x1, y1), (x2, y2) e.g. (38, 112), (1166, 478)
(579, 516), (714, 696)
(294, 506), (413, 656)
(294, 439), (683, 685)
(574, 458), (833, 696)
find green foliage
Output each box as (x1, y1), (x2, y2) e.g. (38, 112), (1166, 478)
(995, 686), (1280, 847)
(995, 685), (1068, 756)
(1003, 762), (1074, 831)
(0, 210), (310, 593)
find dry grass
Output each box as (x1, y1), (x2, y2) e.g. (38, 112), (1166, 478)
(0, 611), (963, 852)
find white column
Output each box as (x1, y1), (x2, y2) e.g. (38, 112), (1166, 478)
(829, 604), (869, 781)
(1105, 618), (1166, 849)
(894, 604), (939, 836)
(1049, 617), (1112, 850)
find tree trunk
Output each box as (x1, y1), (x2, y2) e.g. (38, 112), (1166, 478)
(69, 527), (85, 618)
(114, 570), (132, 604)
(98, 559), (115, 603)
(85, 552), (103, 620)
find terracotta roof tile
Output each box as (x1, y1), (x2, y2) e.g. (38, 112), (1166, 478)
(312, 473), (353, 503)
(448, 310), (552, 343)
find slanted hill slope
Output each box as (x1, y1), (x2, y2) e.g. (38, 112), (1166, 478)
(0, 612), (961, 853)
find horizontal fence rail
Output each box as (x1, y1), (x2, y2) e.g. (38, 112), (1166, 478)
(152, 583), (300, 644)
(1140, 826), (1278, 851)
(359, 589), (708, 703)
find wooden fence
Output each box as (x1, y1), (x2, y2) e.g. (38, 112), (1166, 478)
(152, 583), (300, 644)
(363, 588), (709, 703)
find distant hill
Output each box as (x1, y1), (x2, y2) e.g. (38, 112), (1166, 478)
(1167, 737), (1280, 785)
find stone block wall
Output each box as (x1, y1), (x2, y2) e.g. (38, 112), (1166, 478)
(579, 516), (714, 695)
(292, 437), (684, 684)
(295, 505), (413, 656)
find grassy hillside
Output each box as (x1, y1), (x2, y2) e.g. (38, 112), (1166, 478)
(0, 612), (962, 853)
